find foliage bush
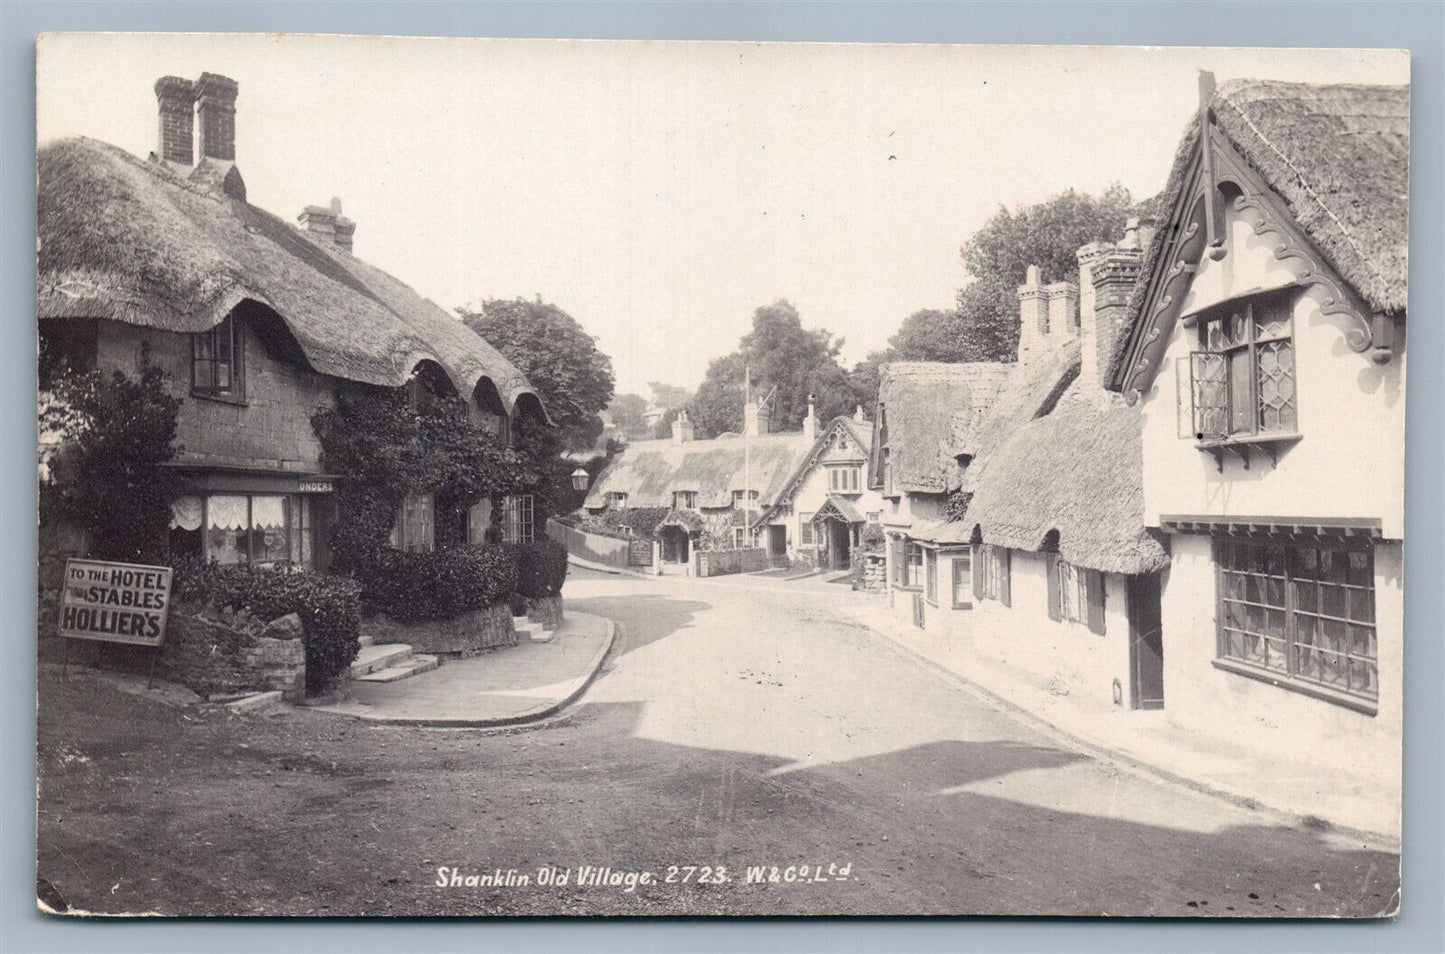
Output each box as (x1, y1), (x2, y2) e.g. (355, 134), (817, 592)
(570, 507), (669, 541)
(171, 558), (362, 694)
(40, 361), (183, 563)
(850, 523), (888, 589)
(360, 545), (518, 623)
(512, 539), (569, 600)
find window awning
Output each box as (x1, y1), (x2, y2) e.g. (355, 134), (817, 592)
(1159, 514), (1382, 538)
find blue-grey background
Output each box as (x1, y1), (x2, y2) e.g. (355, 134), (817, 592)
(2, 2), (1440, 952)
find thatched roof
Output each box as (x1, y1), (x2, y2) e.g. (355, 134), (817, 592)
(36, 136), (540, 413)
(582, 431), (814, 510)
(1108, 79), (1408, 386)
(876, 362), (1012, 494)
(963, 380), (1168, 576)
(957, 340), (1080, 494)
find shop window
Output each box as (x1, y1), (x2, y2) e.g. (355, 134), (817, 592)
(192, 314), (244, 401)
(1180, 293), (1297, 441)
(502, 494), (535, 544)
(1215, 537), (1377, 705)
(394, 493), (435, 553)
(186, 493), (311, 568)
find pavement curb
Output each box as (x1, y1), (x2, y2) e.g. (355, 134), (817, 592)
(316, 612), (619, 729)
(847, 608), (1401, 850)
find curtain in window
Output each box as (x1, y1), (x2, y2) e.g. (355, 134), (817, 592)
(170, 496), (203, 531)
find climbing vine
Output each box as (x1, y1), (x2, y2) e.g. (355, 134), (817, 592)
(311, 387), (538, 573)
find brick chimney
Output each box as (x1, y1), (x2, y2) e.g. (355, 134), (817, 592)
(299, 197), (356, 253)
(153, 76), (195, 170)
(1077, 218), (1149, 391)
(1045, 281), (1079, 345)
(1017, 265), (1049, 363)
(195, 72), (238, 162)
(671, 409), (695, 444)
(744, 398), (770, 437)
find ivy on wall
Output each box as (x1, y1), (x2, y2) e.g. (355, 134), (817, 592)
(311, 387), (538, 573)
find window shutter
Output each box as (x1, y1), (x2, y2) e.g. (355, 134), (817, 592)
(1046, 555), (1062, 621)
(973, 544), (985, 601)
(1085, 570), (1107, 635)
(999, 549), (1011, 607)
(1191, 351), (1228, 439)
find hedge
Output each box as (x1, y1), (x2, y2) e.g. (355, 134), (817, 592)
(172, 559), (362, 694)
(512, 538), (569, 599)
(359, 544), (518, 623)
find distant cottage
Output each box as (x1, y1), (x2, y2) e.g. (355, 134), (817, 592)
(38, 72), (547, 570)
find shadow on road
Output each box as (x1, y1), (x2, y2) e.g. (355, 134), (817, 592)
(564, 594), (711, 657)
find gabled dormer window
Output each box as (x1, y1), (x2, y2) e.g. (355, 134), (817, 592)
(192, 314), (244, 402)
(673, 491), (697, 510)
(1181, 292), (1297, 442)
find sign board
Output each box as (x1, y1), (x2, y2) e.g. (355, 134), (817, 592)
(297, 479), (334, 493)
(58, 559), (173, 646)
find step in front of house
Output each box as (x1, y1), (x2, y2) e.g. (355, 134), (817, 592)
(513, 617), (554, 644)
(358, 633), (376, 648)
(353, 653), (439, 683)
(351, 642), (415, 677)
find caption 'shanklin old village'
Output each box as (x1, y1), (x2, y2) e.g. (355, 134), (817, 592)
(434, 864), (855, 891)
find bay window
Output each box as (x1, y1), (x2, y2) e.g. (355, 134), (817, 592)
(171, 493), (313, 568)
(1215, 537), (1377, 707)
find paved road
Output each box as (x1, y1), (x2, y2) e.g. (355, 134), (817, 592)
(36, 567), (1399, 917)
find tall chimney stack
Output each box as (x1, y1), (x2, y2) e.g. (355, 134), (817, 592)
(1017, 265), (1049, 363)
(154, 76), (195, 170)
(299, 197), (356, 253)
(802, 396), (818, 443)
(671, 409), (695, 444)
(1076, 223), (1147, 391)
(195, 72), (238, 162)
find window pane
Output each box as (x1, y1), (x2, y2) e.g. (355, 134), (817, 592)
(1228, 349), (1253, 434)
(1254, 300), (1291, 341)
(206, 494), (250, 565)
(1256, 339), (1296, 432)
(194, 359), (214, 390)
(1349, 586), (1375, 623)
(1348, 550), (1373, 587)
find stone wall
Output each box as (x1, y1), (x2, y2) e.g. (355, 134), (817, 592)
(857, 552), (887, 592)
(526, 595), (565, 629)
(360, 603), (517, 657)
(694, 547), (769, 578)
(52, 604), (307, 702)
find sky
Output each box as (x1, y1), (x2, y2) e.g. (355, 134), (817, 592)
(36, 36), (1406, 401)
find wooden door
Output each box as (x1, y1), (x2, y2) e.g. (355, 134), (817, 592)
(1128, 574), (1165, 710)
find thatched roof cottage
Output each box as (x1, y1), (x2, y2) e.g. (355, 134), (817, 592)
(38, 72), (545, 570)
(1102, 75), (1407, 804)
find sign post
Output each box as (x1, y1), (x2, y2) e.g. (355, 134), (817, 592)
(58, 558), (174, 687)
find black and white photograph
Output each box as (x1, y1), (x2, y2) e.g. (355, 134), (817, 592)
(33, 32), (1409, 918)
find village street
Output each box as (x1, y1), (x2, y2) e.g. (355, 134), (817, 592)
(37, 566), (1398, 917)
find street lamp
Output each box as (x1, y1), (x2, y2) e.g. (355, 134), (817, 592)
(570, 467), (590, 492)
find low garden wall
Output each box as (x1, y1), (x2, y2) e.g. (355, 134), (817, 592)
(526, 595), (565, 628)
(361, 603), (517, 656)
(694, 547), (769, 578)
(547, 518), (630, 570)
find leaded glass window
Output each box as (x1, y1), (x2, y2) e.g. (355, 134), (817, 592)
(1184, 293), (1297, 440)
(1215, 537), (1377, 703)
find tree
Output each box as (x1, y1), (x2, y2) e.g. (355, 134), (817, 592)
(607, 393), (649, 440)
(886, 308), (972, 363)
(687, 300), (865, 438)
(458, 297), (616, 454)
(952, 183), (1149, 361)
